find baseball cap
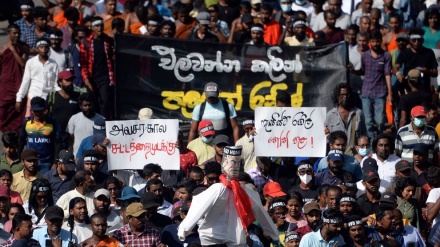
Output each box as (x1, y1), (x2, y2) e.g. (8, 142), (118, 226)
(45, 206), (64, 220)
(251, 0), (261, 5)
(411, 105), (426, 117)
(0, 186), (10, 198)
(284, 232), (300, 243)
(94, 188), (110, 199)
(126, 202), (147, 217)
(30, 97), (46, 111)
(141, 192), (161, 209)
(395, 160), (411, 172)
(197, 12), (211, 25)
(362, 170), (380, 182)
(396, 32), (409, 42)
(58, 150), (76, 171)
(406, 69), (421, 81)
(138, 108), (153, 120)
(214, 134), (230, 146)
(58, 70), (75, 80)
(21, 149), (38, 161)
(379, 192), (397, 205)
(303, 201), (321, 214)
(198, 120), (215, 137)
(93, 118), (106, 135)
(181, 200), (192, 211)
(362, 157), (378, 171)
(204, 82), (219, 98)
(327, 149), (344, 162)
(263, 182), (287, 197)
(117, 186), (140, 201)
(413, 143), (428, 154)
(92, 134), (105, 146)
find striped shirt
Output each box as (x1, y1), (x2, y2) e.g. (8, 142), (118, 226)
(395, 123), (439, 162)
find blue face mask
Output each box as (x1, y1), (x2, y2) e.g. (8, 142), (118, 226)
(280, 4), (292, 12)
(358, 148), (371, 157)
(413, 117), (426, 127)
(294, 0), (306, 5)
(201, 136), (213, 143)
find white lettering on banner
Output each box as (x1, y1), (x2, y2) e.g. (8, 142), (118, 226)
(251, 47), (303, 82)
(151, 45), (304, 83)
(255, 107), (326, 157)
(151, 46), (241, 82)
(106, 119), (180, 170)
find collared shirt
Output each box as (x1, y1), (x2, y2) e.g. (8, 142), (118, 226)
(356, 193), (381, 216)
(325, 107), (367, 148)
(315, 170), (344, 187)
(111, 224), (160, 247)
(158, 200), (173, 218)
(360, 50), (392, 98)
(360, 153), (400, 190)
(0, 236), (40, 247)
(365, 226), (403, 245)
(298, 230), (345, 247)
(236, 134), (256, 172)
(187, 138), (215, 165)
(20, 27), (50, 49)
(316, 155), (362, 181)
(11, 169), (41, 203)
(15, 18), (35, 44)
(43, 169), (74, 203)
(247, 166), (272, 192)
(16, 55), (60, 102)
(0, 155), (22, 174)
(32, 227), (77, 247)
(56, 189), (95, 218)
(396, 123), (439, 162)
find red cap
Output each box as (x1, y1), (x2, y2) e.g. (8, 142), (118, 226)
(411, 105), (426, 117)
(0, 185), (10, 198)
(58, 70), (75, 80)
(198, 120), (215, 137)
(263, 182), (286, 197)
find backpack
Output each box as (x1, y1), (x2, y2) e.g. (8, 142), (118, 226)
(198, 99), (233, 136)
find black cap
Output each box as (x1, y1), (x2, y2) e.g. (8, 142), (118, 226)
(58, 150), (76, 171)
(413, 143), (428, 155)
(362, 157), (378, 171)
(45, 205), (64, 220)
(379, 192), (397, 205)
(214, 134), (230, 146)
(395, 160), (411, 172)
(30, 97), (46, 111)
(362, 169), (380, 182)
(141, 192), (161, 209)
(21, 148), (39, 160)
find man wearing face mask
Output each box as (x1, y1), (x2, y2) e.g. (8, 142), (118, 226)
(291, 161), (318, 204)
(47, 70), (80, 149)
(299, 208), (345, 246)
(187, 120), (216, 165)
(354, 136), (371, 163)
(396, 105), (440, 164)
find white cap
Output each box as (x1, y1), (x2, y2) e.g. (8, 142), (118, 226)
(94, 189), (110, 198)
(138, 108), (153, 120)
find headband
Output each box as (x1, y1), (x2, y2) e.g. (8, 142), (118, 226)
(410, 34), (422, 39)
(92, 20), (104, 26)
(251, 26), (264, 33)
(242, 120), (254, 126)
(298, 164), (313, 170)
(84, 156), (99, 163)
(322, 217), (342, 224)
(340, 197), (355, 203)
(20, 4), (32, 9)
(292, 20), (306, 27)
(33, 186), (49, 192)
(347, 220), (363, 227)
(49, 34), (62, 39)
(284, 233), (300, 242)
(36, 40), (48, 47)
(148, 20), (158, 26)
(93, 125), (105, 130)
(344, 182), (356, 188)
(270, 201), (286, 210)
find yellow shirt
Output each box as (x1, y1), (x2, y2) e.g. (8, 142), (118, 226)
(11, 169), (40, 203)
(187, 137), (215, 165)
(236, 135), (256, 172)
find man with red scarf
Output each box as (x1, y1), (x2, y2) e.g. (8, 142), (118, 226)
(178, 146), (279, 246)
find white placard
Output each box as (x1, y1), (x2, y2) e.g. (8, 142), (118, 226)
(432, 48), (440, 89)
(105, 119), (180, 170)
(255, 107), (326, 157)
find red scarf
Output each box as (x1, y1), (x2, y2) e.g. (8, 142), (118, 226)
(219, 174), (256, 229)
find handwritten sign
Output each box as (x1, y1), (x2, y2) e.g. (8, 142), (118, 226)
(254, 107), (326, 157)
(105, 119), (180, 170)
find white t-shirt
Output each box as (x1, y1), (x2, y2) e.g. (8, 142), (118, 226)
(192, 100), (237, 131)
(49, 47), (66, 71)
(62, 221), (93, 243)
(427, 188), (440, 225)
(67, 112), (105, 155)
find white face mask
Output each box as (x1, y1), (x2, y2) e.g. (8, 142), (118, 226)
(299, 174), (313, 184)
(281, 5), (291, 12)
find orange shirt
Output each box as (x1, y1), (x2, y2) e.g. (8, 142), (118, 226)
(263, 20), (281, 45)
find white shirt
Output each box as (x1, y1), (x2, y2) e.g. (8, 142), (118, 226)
(312, 12), (351, 32)
(94, 0), (124, 14)
(361, 153), (400, 189)
(115, 170), (146, 192)
(49, 47), (66, 71)
(106, 210), (121, 228)
(67, 112), (105, 155)
(56, 189), (95, 218)
(158, 199), (173, 218)
(23, 202), (47, 229)
(62, 221), (92, 243)
(235, 135), (256, 172)
(291, 2), (314, 16)
(178, 182), (279, 246)
(16, 55), (60, 102)
(427, 188), (440, 225)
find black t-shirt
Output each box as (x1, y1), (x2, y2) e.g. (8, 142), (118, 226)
(148, 213), (172, 233)
(233, 30), (251, 44)
(217, 4), (240, 28)
(356, 193), (381, 217)
(396, 47), (438, 93)
(186, 27), (220, 43)
(92, 38), (110, 83)
(397, 90), (431, 113)
(48, 91), (80, 132)
(291, 184), (319, 204)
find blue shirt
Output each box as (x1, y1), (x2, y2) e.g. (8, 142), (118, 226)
(76, 135), (93, 159)
(315, 155), (362, 181)
(298, 230), (345, 247)
(42, 169), (74, 203)
(366, 227), (404, 246)
(315, 169), (345, 186)
(32, 227), (78, 247)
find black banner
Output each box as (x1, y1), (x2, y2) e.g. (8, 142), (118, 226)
(114, 34), (347, 121)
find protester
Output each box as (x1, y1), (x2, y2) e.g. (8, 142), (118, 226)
(23, 178), (54, 228)
(61, 197), (92, 243)
(0, 132), (22, 174)
(80, 213), (122, 246)
(11, 149), (41, 202)
(43, 149), (76, 203)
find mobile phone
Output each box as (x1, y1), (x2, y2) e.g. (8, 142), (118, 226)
(46, 239), (53, 247)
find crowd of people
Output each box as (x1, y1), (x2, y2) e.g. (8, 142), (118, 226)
(1, 0), (440, 246)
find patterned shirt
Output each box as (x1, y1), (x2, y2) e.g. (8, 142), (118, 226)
(247, 166), (272, 192)
(360, 50), (392, 98)
(0, 236), (41, 247)
(395, 123), (439, 162)
(111, 224), (160, 247)
(20, 26), (50, 49)
(14, 18), (35, 44)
